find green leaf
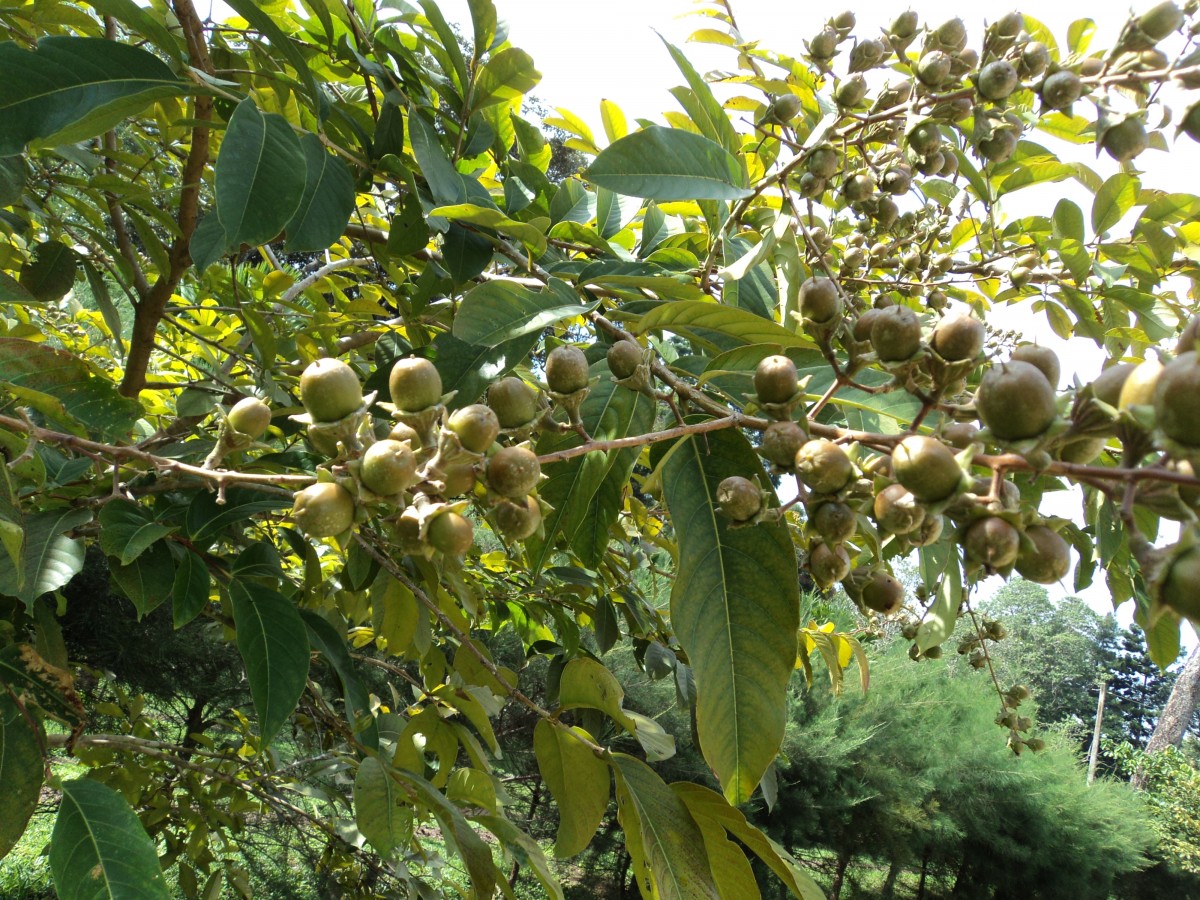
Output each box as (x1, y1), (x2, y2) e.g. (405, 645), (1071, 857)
(1092, 173), (1139, 235)
(82, 261), (126, 352)
(230, 582), (309, 748)
(467, 0), (498, 54)
(557, 657), (637, 733)
(0, 271), (38, 306)
(98, 500), (174, 566)
(471, 48), (541, 113)
(108, 541), (174, 619)
(430, 329), (539, 411)
(215, 99), (307, 249)
(19, 240), (77, 303)
(659, 426), (799, 805)
(473, 814), (565, 899)
(612, 754), (720, 900)
(660, 39), (742, 158)
(917, 556), (961, 652)
(50, 778), (170, 900)
(222, 0), (319, 103)
(429, 203), (547, 253)
(451, 278), (598, 348)
(301, 611), (378, 751)
(188, 214), (228, 274)
(587, 125), (751, 201)
(184, 488), (291, 545)
(171, 549), (210, 629)
(353, 755), (413, 857)
(635, 300), (816, 352)
(0, 507), (90, 610)
(0, 37), (184, 156)
(0, 156), (24, 207)
(0, 692), (43, 862)
(1053, 199), (1085, 242)
(409, 111), (464, 207)
(533, 720), (610, 857)
(283, 133), (356, 253)
(84, 0), (181, 60)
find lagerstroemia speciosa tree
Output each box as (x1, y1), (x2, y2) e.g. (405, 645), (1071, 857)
(2, 0), (1200, 896)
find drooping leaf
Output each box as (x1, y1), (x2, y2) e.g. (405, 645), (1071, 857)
(430, 329), (539, 411)
(471, 48), (541, 113)
(18, 240), (77, 302)
(230, 581), (309, 748)
(97, 500), (174, 566)
(0, 507), (90, 610)
(533, 720), (610, 857)
(0, 692), (43, 862)
(284, 133), (356, 252)
(222, 0), (319, 103)
(429, 203), (547, 253)
(354, 755), (413, 857)
(1092, 173), (1139, 235)
(108, 541), (174, 619)
(557, 657), (638, 733)
(50, 778), (171, 899)
(451, 278), (598, 348)
(171, 549), (210, 629)
(302, 611), (379, 751)
(184, 488), (290, 545)
(635, 300), (816, 351)
(587, 125), (751, 201)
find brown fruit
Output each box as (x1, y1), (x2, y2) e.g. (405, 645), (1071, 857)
(1011, 344), (1061, 388)
(1177, 314), (1200, 353)
(810, 542), (851, 587)
(1040, 70), (1082, 109)
(800, 277), (842, 323)
(1015, 525), (1071, 584)
(796, 440), (854, 494)
(1154, 351), (1200, 446)
(717, 476), (762, 522)
(754, 355), (799, 405)
(488, 377), (539, 428)
(874, 483), (927, 534)
(546, 345), (590, 394)
(607, 340), (643, 380)
(389, 357), (442, 412)
(428, 511), (474, 556)
(861, 570), (905, 614)
(870, 305), (922, 361)
(977, 60), (1019, 100)
(760, 420), (808, 468)
(892, 435), (961, 502)
(388, 421), (422, 447)
(494, 495), (542, 541)
(300, 358), (363, 423)
(943, 422), (979, 448)
(1162, 545), (1200, 623)
(812, 500), (857, 543)
(227, 397), (271, 438)
(486, 446), (541, 499)
(447, 404), (500, 453)
(978, 128), (1018, 162)
(360, 439), (416, 495)
(964, 517), (1020, 568)
(853, 308), (884, 343)
(843, 173), (876, 202)
(440, 463), (477, 497)
(1101, 117), (1148, 163)
(930, 312), (985, 362)
(1091, 362), (1136, 407)
(976, 361), (1057, 440)
(292, 482), (355, 538)
(1118, 358), (1164, 410)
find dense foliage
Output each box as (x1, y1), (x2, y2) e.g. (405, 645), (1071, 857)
(3, 0), (1200, 897)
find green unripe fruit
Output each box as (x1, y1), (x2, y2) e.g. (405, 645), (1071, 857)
(995, 11), (1025, 38)
(448, 404), (500, 453)
(1139, 1), (1185, 42)
(292, 482), (355, 538)
(834, 74), (867, 107)
(428, 511), (474, 556)
(306, 424), (340, 457)
(853, 308), (884, 343)
(488, 377), (539, 428)
(360, 439), (417, 495)
(870, 305), (922, 361)
(833, 11), (856, 30)
(441, 462), (477, 497)
(812, 501), (857, 543)
(843, 173), (876, 202)
(943, 422), (979, 449)
(977, 60), (1020, 100)
(1011, 344), (1061, 388)
(907, 121), (943, 156)
(937, 18), (968, 51)
(978, 128), (1018, 162)
(228, 397), (271, 439)
(874, 196), (900, 227)
(923, 645), (943, 660)
(796, 439), (854, 494)
(977, 361), (1057, 440)
(769, 94), (803, 123)
(606, 339), (644, 380)
(861, 570), (905, 614)
(300, 358), (363, 423)
(754, 355), (799, 405)
(964, 517), (1021, 568)
(809, 28), (838, 59)
(487, 446), (541, 499)
(807, 146), (839, 179)
(389, 357), (442, 412)
(1177, 314), (1200, 353)
(494, 495), (542, 541)
(717, 476), (762, 522)
(1162, 545), (1200, 623)
(1040, 70), (1083, 109)
(893, 435), (961, 502)
(913, 513), (945, 547)
(388, 421), (422, 447)
(1182, 102), (1200, 143)
(874, 483), (926, 534)
(800, 276), (842, 324)
(930, 312), (985, 362)
(1154, 351), (1200, 446)
(917, 50), (954, 86)
(881, 166), (913, 195)
(809, 541), (851, 587)
(1118, 358), (1164, 410)
(1101, 117), (1148, 162)
(546, 345), (590, 394)
(1015, 525), (1071, 584)
(1091, 363), (1137, 407)
(1021, 42), (1050, 76)
(891, 10), (919, 39)
(760, 420), (808, 468)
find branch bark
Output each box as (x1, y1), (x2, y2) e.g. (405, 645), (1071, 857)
(1133, 644), (1200, 789)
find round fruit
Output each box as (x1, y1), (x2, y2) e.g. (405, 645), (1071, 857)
(891, 10), (919, 39)
(760, 420), (807, 468)
(1021, 42), (1050, 76)
(995, 11), (1024, 38)
(754, 355), (799, 405)
(428, 511), (474, 556)
(862, 570), (905, 614)
(881, 166), (913, 195)
(1011, 344), (1061, 388)
(388, 421), (422, 447)
(1139, 1), (1184, 42)
(874, 197), (900, 227)
(389, 357), (442, 412)
(1154, 351), (1200, 446)
(607, 340), (643, 380)
(930, 313), (985, 362)
(1101, 117), (1148, 163)
(870, 305), (922, 361)
(834, 74), (867, 106)
(977, 361), (1057, 440)
(717, 476), (762, 522)
(917, 50), (953, 86)
(488, 377), (539, 428)
(1162, 545), (1200, 622)
(796, 440), (854, 494)
(812, 501), (857, 543)
(1057, 436), (1106, 464)
(1182, 102), (1200, 144)
(809, 29), (838, 59)
(1015, 525), (1071, 584)
(769, 94), (802, 122)
(1118, 358), (1164, 410)
(441, 462), (476, 497)
(494, 495), (542, 541)
(908, 122), (942, 155)
(807, 146), (839, 179)
(833, 10), (856, 30)
(360, 439), (416, 495)
(810, 542), (851, 587)
(800, 277), (842, 323)
(843, 173), (876, 202)
(1177, 314), (1200, 353)
(978, 128), (1018, 162)
(227, 397), (271, 438)
(487, 446), (541, 499)
(874, 483), (926, 534)
(913, 513), (944, 547)
(1091, 363), (1136, 406)
(447, 404), (500, 453)
(977, 60), (1019, 100)
(964, 517), (1021, 568)
(300, 358), (363, 423)
(937, 17), (967, 51)
(943, 422), (979, 448)
(893, 435), (961, 502)
(853, 308), (884, 343)
(546, 345), (590, 394)
(292, 482), (355, 538)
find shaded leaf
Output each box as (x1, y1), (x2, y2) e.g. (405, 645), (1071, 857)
(0, 692), (43, 861)
(19, 241), (77, 302)
(108, 541), (174, 619)
(430, 329), (539, 411)
(533, 720), (610, 857)
(354, 755), (413, 857)
(284, 133), (356, 253)
(0, 507), (90, 610)
(452, 278), (597, 347)
(171, 549), (210, 629)
(230, 582), (309, 748)
(98, 500), (174, 566)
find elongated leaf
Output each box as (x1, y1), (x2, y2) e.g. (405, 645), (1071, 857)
(533, 720), (610, 857)
(0, 156), (24, 207)
(171, 549), (210, 629)
(451, 278), (597, 347)
(108, 541), (174, 618)
(429, 203), (547, 253)
(587, 125), (751, 201)
(354, 755), (413, 857)
(215, 99), (306, 248)
(98, 500), (173, 566)
(0, 507), (90, 610)
(612, 754), (719, 900)
(284, 133), (356, 252)
(557, 657), (637, 733)
(81, 261), (126, 352)
(471, 48), (541, 113)
(1092, 173), (1139, 235)
(185, 488), (290, 544)
(660, 39), (741, 157)
(222, 0), (318, 103)
(0, 37), (185, 155)
(230, 582), (309, 748)
(659, 426), (799, 804)
(430, 330), (539, 411)
(409, 112), (464, 207)
(635, 301), (816, 351)
(50, 778), (170, 899)
(302, 611), (378, 750)
(0, 693), (43, 861)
